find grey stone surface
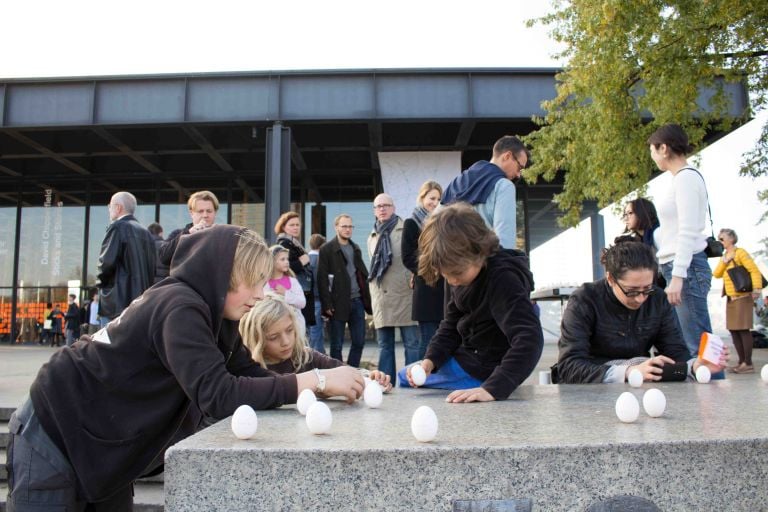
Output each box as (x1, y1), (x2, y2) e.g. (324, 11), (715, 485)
(165, 378), (768, 511)
(585, 495), (661, 511)
(453, 498), (532, 511)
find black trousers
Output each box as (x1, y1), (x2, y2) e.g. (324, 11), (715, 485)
(6, 399), (133, 511)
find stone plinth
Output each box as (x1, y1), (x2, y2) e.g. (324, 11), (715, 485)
(165, 379), (768, 511)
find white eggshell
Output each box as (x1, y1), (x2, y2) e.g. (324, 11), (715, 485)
(761, 364), (768, 383)
(695, 365), (711, 383)
(642, 388), (666, 418)
(363, 381), (383, 408)
(615, 392), (640, 423)
(305, 401), (332, 435)
(231, 404), (258, 439)
(296, 389), (317, 416)
(627, 368), (643, 388)
(411, 405), (438, 442)
(411, 365), (427, 386)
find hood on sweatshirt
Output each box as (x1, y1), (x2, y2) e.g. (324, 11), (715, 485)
(441, 160), (506, 205)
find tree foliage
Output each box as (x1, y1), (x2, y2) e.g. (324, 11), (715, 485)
(524, 0), (768, 227)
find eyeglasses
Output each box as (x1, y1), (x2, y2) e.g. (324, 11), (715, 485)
(621, 211), (634, 219)
(373, 204), (393, 210)
(717, 238), (725, 242)
(614, 279), (655, 298)
(338, 225), (354, 229)
(510, 152), (527, 170)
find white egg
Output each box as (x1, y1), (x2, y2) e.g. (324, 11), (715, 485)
(363, 381), (383, 408)
(231, 404), (258, 439)
(642, 388), (666, 418)
(411, 405), (438, 442)
(305, 401), (332, 435)
(761, 364), (768, 383)
(411, 365), (427, 386)
(627, 368), (643, 388)
(615, 392), (640, 423)
(296, 389), (317, 416)
(695, 365), (711, 383)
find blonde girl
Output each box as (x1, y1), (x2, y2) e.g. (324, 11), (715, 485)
(265, 245), (306, 311)
(240, 293), (391, 390)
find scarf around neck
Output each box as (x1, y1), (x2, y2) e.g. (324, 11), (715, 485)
(411, 206), (429, 230)
(276, 232), (306, 254)
(368, 215), (399, 285)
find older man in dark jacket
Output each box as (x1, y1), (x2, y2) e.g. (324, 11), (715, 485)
(317, 214), (372, 367)
(96, 191), (156, 320)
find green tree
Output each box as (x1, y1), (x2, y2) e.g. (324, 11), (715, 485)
(524, 0), (768, 228)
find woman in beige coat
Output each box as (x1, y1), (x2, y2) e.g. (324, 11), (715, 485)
(367, 193), (419, 384)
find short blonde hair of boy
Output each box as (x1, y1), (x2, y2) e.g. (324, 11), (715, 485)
(417, 202), (499, 286)
(417, 180), (443, 205)
(274, 211), (300, 236)
(269, 245), (296, 278)
(187, 190), (220, 211)
(230, 229), (273, 291)
(239, 293), (311, 369)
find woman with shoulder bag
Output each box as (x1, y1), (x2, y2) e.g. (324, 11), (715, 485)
(713, 228), (763, 373)
(274, 211), (315, 328)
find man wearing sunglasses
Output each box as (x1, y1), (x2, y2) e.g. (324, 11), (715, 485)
(551, 241), (727, 384)
(441, 135), (529, 250)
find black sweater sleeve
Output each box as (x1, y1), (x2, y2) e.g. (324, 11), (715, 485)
(555, 290), (610, 384)
(401, 218), (420, 274)
(158, 227), (186, 266)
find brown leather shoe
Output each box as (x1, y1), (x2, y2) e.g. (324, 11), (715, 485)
(733, 364), (754, 374)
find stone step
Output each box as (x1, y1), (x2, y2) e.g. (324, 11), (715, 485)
(0, 481), (164, 511)
(0, 450), (5, 482)
(0, 422), (7, 451)
(0, 409), (14, 423)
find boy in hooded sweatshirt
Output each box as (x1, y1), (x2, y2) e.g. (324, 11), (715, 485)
(6, 225), (364, 511)
(400, 203), (543, 403)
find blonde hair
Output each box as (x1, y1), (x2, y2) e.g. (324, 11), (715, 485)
(187, 190), (220, 211)
(274, 211), (300, 236)
(269, 245), (296, 278)
(239, 293), (311, 369)
(230, 229), (273, 291)
(417, 180), (443, 205)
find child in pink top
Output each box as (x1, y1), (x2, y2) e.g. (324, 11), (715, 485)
(265, 245), (306, 312)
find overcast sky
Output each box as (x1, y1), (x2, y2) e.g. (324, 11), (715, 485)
(3, 1), (563, 79)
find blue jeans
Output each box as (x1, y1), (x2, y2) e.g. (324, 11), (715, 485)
(308, 298), (325, 354)
(329, 297), (366, 368)
(377, 325), (419, 386)
(660, 251), (713, 357)
(398, 357), (482, 390)
(418, 321), (439, 360)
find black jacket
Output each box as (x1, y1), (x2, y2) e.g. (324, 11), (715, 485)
(30, 225), (297, 501)
(157, 222), (192, 267)
(151, 233), (170, 282)
(552, 279), (689, 384)
(402, 218), (445, 323)
(317, 237), (372, 321)
(96, 214), (156, 319)
(424, 249), (543, 400)
(64, 302), (80, 330)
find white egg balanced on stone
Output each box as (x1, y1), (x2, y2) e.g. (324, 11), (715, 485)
(305, 401), (333, 435)
(642, 388), (666, 418)
(411, 405), (438, 442)
(231, 404), (259, 439)
(615, 392), (640, 423)
(363, 380), (383, 408)
(410, 365), (427, 386)
(296, 389), (317, 416)
(627, 368), (643, 388)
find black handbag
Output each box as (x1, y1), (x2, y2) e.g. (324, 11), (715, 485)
(704, 236), (724, 258)
(726, 265), (767, 293)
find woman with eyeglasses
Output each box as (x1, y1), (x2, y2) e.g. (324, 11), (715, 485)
(616, 198), (660, 247)
(649, 124), (713, 359)
(713, 228), (763, 373)
(551, 241), (727, 384)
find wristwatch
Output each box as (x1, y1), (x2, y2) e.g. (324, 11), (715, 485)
(314, 368), (326, 393)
